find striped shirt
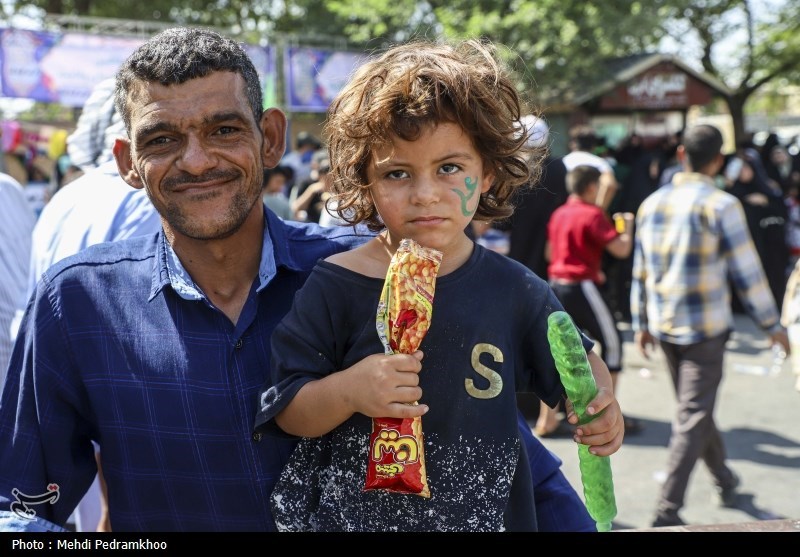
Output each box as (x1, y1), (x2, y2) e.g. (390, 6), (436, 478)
(0, 173), (36, 381)
(631, 172), (781, 344)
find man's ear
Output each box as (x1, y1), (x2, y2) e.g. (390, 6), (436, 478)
(112, 138), (144, 190)
(260, 108), (288, 168)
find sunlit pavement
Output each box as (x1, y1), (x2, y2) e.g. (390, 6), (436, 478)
(521, 313), (800, 531)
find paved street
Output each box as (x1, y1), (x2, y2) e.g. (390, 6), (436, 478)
(520, 313), (800, 531)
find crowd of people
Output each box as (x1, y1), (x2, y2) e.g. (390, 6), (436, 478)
(506, 125), (800, 323)
(0, 28), (626, 534)
(0, 25), (796, 534)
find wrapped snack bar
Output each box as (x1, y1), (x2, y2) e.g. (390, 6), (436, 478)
(367, 238), (442, 497)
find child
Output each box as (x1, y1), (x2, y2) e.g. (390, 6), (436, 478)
(255, 39), (623, 532)
(537, 165), (638, 437)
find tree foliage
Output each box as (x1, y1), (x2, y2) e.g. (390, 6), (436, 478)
(7, 0), (800, 141)
(658, 0), (800, 142)
(427, 0), (674, 108)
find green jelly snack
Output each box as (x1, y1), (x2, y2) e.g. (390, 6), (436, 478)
(546, 311), (617, 532)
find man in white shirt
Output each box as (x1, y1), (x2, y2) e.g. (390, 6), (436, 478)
(9, 167), (160, 535)
(0, 173), (36, 384)
(562, 126), (618, 211)
(8, 80), (160, 534)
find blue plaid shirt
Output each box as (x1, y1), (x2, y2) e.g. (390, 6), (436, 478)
(0, 209), (369, 532)
(631, 172), (781, 344)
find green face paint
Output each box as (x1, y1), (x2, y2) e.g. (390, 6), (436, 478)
(451, 176), (479, 217)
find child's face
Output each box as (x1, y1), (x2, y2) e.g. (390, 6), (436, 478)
(367, 122), (494, 254)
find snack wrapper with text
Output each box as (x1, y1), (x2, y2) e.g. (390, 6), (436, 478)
(367, 239), (442, 497)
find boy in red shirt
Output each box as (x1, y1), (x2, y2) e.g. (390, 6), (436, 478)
(536, 165), (639, 436)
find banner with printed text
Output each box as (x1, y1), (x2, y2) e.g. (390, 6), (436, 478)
(284, 46), (368, 112)
(0, 28), (275, 109)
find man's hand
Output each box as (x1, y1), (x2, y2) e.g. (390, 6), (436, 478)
(635, 330), (656, 359)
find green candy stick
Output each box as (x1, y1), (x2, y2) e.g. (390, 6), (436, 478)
(546, 311), (617, 532)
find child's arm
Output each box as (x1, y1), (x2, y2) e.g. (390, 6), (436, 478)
(275, 351), (428, 438)
(564, 351), (623, 457)
(604, 212), (635, 259)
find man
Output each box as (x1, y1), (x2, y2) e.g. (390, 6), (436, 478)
(506, 116), (567, 431)
(261, 166), (294, 221)
(562, 125), (618, 211)
(31, 168), (155, 533)
(0, 27), (369, 533)
(510, 121), (638, 436)
(280, 130), (321, 196)
(0, 173), (35, 383)
(65, 77), (126, 174)
(0, 27), (605, 533)
(507, 115), (567, 280)
(631, 124), (790, 528)
(8, 77), (160, 533)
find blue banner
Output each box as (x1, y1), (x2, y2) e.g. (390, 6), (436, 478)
(0, 28), (276, 109)
(284, 46), (367, 112)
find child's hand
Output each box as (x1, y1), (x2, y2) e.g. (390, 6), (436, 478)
(565, 387), (624, 457)
(345, 350), (428, 419)
(275, 350), (426, 437)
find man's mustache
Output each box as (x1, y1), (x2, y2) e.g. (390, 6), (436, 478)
(162, 169), (243, 190)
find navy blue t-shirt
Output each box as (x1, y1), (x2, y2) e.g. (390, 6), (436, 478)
(257, 244), (590, 531)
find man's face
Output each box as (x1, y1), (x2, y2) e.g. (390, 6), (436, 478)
(115, 72), (284, 242)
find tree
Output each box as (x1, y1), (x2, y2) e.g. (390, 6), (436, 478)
(428, 0), (673, 107)
(424, 0), (800, 143)
(9, 0), (383, 46)
(10, 0), (185, 24)
(7, 0), (800, 143)
(659, 0), (800, 144)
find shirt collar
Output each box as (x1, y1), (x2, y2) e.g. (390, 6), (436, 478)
(264, 207), (304, 276)
(671, 172), (716, 188)
(566, 194), (592, 206)
(149, 205), (290, 302)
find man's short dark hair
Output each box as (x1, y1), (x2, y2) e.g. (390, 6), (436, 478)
(566, 165), (601, 195)
(569, 125), (598, 152)
(296, 131), (321, 150)
(681, 124), (723, 171)
(114, 27), (263, 134)
(270, 165), (293, 180)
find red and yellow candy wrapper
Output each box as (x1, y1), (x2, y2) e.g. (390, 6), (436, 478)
(366, 239), (442, 498)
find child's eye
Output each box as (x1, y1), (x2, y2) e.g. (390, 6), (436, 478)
(386, 169), (409, 180)
(440, 163), (460, 175)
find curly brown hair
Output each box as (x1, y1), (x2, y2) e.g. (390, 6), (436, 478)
(325, 38), (544, 231)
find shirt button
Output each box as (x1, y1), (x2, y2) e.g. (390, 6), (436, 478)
(252, 432), (262, 442)
(234, 339), (243, 349)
